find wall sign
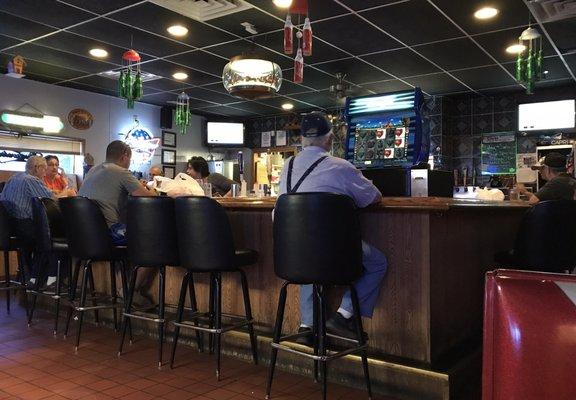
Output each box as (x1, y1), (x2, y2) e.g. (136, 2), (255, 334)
(122, 117), (160, 166)
(68, 109), (94, 130)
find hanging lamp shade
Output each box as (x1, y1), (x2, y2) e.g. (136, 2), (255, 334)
(222, 55), (282, 100)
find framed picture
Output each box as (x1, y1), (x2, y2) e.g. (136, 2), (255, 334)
(162, 149), (176, 165)
(162, 130), (176, 147)
(163, 165), (175, 179)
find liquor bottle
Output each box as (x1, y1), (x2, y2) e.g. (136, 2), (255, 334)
(302, 17), (313, 56)
(294, 48), (304, 84)
(284, 15), (293, 55)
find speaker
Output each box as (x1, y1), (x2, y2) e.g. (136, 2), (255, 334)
(160, 107), (173, 129)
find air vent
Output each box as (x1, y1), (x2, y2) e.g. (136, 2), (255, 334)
(98, 70), (162, 82)
(149, 0), (253, 22)
(527, 0), (576, 23)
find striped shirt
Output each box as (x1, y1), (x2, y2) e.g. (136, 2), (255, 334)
(0, 172), (53, 219)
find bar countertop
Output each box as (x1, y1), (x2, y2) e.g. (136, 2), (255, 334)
(216, 196), (532, 211)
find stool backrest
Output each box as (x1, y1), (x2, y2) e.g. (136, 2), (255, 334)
(274, 193), (363, 285)
(0, 202), (11, 250)
(514, 200), (576, 273)
(127, 196), (179, 267)
(175, 196), (236, 271)
(59, 196), (113, 260)
(31, 197), (65, 252)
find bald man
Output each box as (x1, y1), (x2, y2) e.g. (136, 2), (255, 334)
(148, 165), (163, 180)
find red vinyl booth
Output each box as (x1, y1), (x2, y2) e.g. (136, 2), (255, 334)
(483, 269), (576, 400)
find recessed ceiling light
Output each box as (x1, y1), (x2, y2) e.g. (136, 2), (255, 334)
(474, 7), (499, 20)
(273, 0), (292, 8)
(173, 72), (188, 80)
(89, 48), (108, 58)
(506, 44), (527, 54)
(281, 103), (294, 110)
(544, 70), (549, 75)
(167, 25), (188, 37)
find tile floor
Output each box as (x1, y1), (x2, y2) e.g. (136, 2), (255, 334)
(0, 303), (399, 400)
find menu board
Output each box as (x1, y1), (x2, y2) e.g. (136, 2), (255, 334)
(481, 132), (517, 175)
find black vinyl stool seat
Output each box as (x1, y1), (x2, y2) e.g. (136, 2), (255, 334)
(266, 193), (372, 400)
(170, 196), (258, 380)
(118, 196), (202, 368)
(59, 196), (130, 351)
(0, 202), (29, 314)
(27, 197), (74, 334)
(495, 200), (576, 273)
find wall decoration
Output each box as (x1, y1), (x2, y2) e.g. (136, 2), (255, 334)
(68, 108), (94, 130)
(515, 26), (544, 94)
(118, 49), (143, 109)
(163, 165), (175, 179)
(162, 130), (176, 147)
(162, 149), (176, 165)
(282, 0), (312, 84)
(1, 109), (64, 133)
(122, 115), (160, 166)
(175, 92), (192, 134)
(7, 55), (26, 75)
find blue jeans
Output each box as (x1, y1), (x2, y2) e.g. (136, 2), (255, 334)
(300, 241), (388, 327)
(110, 223), (127, 246)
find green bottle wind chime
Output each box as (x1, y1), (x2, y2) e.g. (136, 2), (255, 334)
(515, 27), (543, 94)
(118, 49), (143, 109)
(175, 92), (192, 134)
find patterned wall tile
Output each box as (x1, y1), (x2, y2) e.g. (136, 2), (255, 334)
(433, 156), (452, 171)
(423, 96), (442, 116)
(473, 136), (482, 158)
(452, 116), (472, 135)
(453, 136), (473, 158)
(430, 135), (442, 156)
(473, 96), (494, 115)
(494, 112), (516, 132)
(517, 136), (538, 153)
(494, 94), (517, 113)
(452, 95), (472, 116)
(429, 114), (442, 136)
(472, 114), (493, 135)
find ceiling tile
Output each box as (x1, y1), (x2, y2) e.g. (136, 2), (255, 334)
(545, 19), (576, 54)
(0, 0), (92, 28)
(209, 39), (293, 70)
(0, 34), (23, 50)
(144, 79), (192, 93)
(244, 0), (349, 20)
(166, 50), (229, 76)
(414, 38), (493, 70)
(360, 79), (413, 93)
(229, 101), (282, 114)
(430, 0), (530, 35)
(18, 59), (86, 81)
(337, 0), (408, 11)
(277, 78), (313, 95)
(59, 80), (118, 97)
(451, 65), (519, 90)
(404, 72), (469, 94)
(361, 1), (463, 46)
(183, 87), (238, 105)
(60, 0), (143, 15)
(143, 60), (220, 87)
(474, 27), (556, 64)
(290, 91), (338, 108)
(208, 8), (283, 38)
(314, 58), (391, 85)
(312, 14), (401, 56)
(565, 53), (576, 78)
(362, 48), (441, 78)
(0, 12), (56, 41)
(69, 18), (191, 58)
(110, 2), (237, 48)
(200, 105), (258, 117)
(503, 56), (573, 82)
(285, 67), (337, 90)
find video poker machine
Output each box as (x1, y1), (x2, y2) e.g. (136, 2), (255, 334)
(344, 89), (452, 197)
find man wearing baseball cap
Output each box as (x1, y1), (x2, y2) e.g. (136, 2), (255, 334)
(520, 152), (576, 204)
(277, 111), (388, 343)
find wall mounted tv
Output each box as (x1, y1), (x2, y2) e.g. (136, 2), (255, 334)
(206, 122), (244, 147)
(518, 99), (575, 131)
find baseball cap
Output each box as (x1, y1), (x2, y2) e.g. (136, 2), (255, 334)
(300, 112), (332, 137)
(531, 152), (567, 170)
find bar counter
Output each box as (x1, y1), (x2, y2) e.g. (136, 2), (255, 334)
(3, 197), (531, 399)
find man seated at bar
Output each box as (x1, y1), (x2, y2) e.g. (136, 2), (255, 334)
(143, 165), (163, 189)
(44, 155), (77, 197)
(186, 156), (238, 197)
(277, 112), (388, 341)
(518, 152), (576, 204)
(0, 156), (58, 287)
(79, 140), (157, 306)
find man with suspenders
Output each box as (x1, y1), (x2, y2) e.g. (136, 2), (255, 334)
(277, 112), (388, 342)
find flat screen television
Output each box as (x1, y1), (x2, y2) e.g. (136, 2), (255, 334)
(518, 99), (575, 131)
(206, 122), (244, 147)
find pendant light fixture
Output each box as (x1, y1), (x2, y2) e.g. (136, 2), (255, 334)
(222, 54), (282, 100)
(515, 25), (544, 94)
(118, 49), (143, 109)
(175, 92), (192, 134)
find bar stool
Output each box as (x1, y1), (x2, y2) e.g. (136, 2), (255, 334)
(0, 202), (29, 314)
(170, 196), (258, 380)
(59, 197), (130, 351)
(266, 193), (372, 400)
(118, 196), (201, 368)
(27, 197), (73, 334)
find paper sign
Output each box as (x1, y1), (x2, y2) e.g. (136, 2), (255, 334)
(276, 130), (287, 146)
(261, 131), (272, 147)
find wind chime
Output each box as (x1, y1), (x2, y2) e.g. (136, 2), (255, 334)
(283, 0), (312, 84)
(175, 92), (192, 134)
(515, 26), (544, 94)
(118, 49), (143, 109)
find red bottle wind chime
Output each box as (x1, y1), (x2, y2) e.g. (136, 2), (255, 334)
(118, 49), (143, 109)
(283, 0), (312, 84)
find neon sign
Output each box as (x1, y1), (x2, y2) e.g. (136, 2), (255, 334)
(122, 116), (160, 166)
(1, 111), (64, 133)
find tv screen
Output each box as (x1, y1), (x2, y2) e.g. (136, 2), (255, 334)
(206, 122), (244, 146)
(518, 99), (575, 131)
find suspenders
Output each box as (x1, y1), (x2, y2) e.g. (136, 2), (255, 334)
(287, 156), (328, 194)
